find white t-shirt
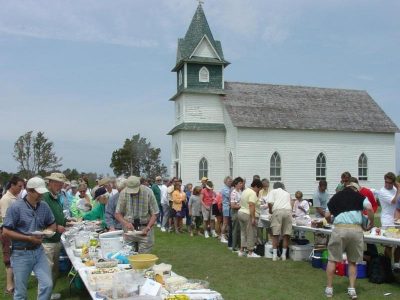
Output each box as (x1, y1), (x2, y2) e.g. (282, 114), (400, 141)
(375, 186), (397, 226)
(159, 184), (168, 204)
(293, 199), (310, 218)
(267, 188), (292, 212)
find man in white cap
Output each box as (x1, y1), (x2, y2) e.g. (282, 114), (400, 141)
(42, 172), (67, 300)
(115, 176), (159, 253)
(2, 177), (56, 300)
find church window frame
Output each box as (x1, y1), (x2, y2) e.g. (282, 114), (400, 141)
(270, 152), (281, 182)
(316, 153), (327, 181)
(199, 66), (209, 83)
(178, 69), (183, 86)
(358, 153), (368, 181)
(199, 157), (208, 180)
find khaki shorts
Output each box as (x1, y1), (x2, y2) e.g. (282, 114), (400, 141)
(201, 205), (215, 221)
(328, 225), (363, 263)
(270, 209), (293, 236)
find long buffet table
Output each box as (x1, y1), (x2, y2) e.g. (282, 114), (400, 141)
(293, 225), (400, 246)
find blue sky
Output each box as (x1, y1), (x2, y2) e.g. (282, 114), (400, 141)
(0, 0), (399, 176)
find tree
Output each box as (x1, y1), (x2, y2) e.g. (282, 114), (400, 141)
(110, 134), (168, 179)
(13, 131), (62, 178)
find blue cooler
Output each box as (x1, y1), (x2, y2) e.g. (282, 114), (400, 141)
(59, 255), (71, 273)
(346, 262), (367, 279)
(311, 249), (323, 268)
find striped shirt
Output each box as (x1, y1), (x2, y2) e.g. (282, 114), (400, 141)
(3, 198), (55, 248)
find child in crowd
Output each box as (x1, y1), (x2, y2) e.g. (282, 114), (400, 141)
(292, 191), (310, 239)
(188, 186), (203, 236)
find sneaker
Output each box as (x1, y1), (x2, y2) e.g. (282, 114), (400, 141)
(325, 287), (333, 298)
(281, 255), (286, 261)
(211, 230), (218, 238)
(228, 247), (232, 250)
(220, 236), (228, 243)
(156, 223), (161, 228)
(190, 232), (194, 237)
(238, 251), (247, 257)
(347, 288), (357, 299)
(247, 252), (261, 258)
(272, 255), (279, 261)
(160, 227), (166, 232)
(50, 293), (61, 300)
(204, 231), (209, 238)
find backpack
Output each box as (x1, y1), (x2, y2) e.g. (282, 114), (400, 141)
(368, 255), (395, 284)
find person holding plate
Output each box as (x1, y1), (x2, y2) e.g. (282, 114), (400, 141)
(2, 177), (56, 300)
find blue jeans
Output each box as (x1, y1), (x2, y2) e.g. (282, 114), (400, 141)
(11, 246), (53, 300)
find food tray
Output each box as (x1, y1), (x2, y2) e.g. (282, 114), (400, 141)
(95, 259), (119, 269)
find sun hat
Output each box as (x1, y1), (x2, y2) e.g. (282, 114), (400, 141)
(126, 176), (141, 194)
(98, 177), (111, 186)
(45, 172), (66, 183)
(70, 180), (78, 188)
(201, 176), (208, 181)
(26, 177), (49, 194)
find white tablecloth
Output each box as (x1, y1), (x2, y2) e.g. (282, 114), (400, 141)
(293, 225), (400, 246)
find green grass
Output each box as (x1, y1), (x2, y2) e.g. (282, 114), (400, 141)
(1, 228), (399, 300)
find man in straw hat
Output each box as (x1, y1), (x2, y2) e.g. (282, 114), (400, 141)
(42, 172), (67, 300)
(2, 177), (56, 300)
(115, 176), (159, 253)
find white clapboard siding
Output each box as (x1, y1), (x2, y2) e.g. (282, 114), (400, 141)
(235, 128), (396, 198)
(174, 93), (224, 124)
(177, 130), (226, 189)
(223, 107), (237, 174)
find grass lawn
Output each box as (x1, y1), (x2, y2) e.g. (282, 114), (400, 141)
(1, 228), (400, 300)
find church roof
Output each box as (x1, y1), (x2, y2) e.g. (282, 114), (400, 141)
(173, 4), (228, 71)
(223, 81), (399, 133)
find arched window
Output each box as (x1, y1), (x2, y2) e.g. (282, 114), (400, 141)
(270, 152), (281, 181)
(199, 157), (208, 180)
(178, 70), (183, 86)
(358, 153), (368, 181)
(316, 153), (326, 181)
(229, 152), (233, 177)
(199, 66), (209, 82)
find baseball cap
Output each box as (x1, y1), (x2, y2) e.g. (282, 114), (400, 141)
(126, 176), (140, 194)
(27, 177), (49, 194)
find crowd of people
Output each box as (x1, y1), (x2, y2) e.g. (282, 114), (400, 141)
(0, 170), (400, 299)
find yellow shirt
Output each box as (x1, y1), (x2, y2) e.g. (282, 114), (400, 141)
(0, 190), (17, 218)
(172, 190), (185, 212)
(238, 188), (261, 217)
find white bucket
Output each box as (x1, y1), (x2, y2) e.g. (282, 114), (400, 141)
(99, 230), (123, 258)
(265, 243), (273, 258)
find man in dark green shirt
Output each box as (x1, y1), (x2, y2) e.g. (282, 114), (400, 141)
(42, 173), (67, 300)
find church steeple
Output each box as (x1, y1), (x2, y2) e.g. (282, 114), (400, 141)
(172, 3), (229, 94)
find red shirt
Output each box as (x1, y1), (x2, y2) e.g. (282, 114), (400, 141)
(201, 189), (215, 207)
(360, 187), (378, 214)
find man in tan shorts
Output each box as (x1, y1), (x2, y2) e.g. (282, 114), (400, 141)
(267, 182), (292, 261)
(324, 182), (374, 299)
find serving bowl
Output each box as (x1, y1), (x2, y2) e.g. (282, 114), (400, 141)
(128, 254), (158, 270)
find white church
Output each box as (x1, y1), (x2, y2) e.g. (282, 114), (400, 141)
(168, 3), (398, 198)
